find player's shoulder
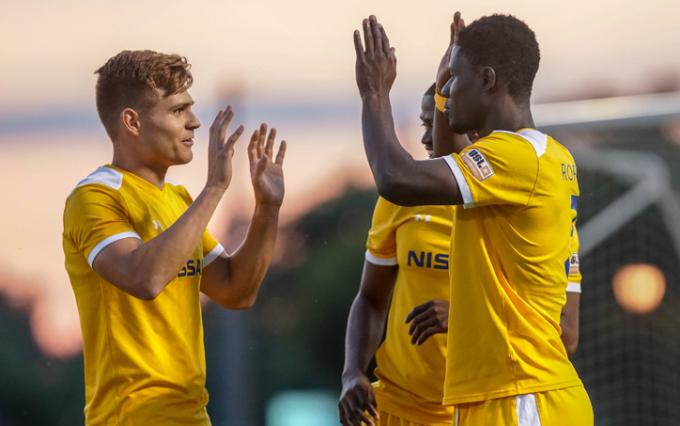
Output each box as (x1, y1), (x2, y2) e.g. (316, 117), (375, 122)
(477, 129), (550, 159)
(66, 166), (124, 206)
(72, 165), (123, 192)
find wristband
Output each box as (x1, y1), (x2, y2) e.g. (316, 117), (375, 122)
(434, 92), (448, 113)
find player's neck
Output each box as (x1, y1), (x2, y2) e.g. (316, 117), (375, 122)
(111, 150), (167, 189)
(480, 99), (535, 136)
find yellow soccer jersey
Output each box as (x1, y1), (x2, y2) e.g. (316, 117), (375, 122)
(366, 197), (454, 423)
(63, 165), (224, 426)
(441, 129), (584, 405)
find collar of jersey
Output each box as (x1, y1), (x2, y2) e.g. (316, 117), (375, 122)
(105, 164), (169, 194)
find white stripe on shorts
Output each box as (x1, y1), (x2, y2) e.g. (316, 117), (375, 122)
(517, 394), (541, 426)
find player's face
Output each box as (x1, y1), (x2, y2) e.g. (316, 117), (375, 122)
(442, 46), (485, 134)
(137, 90), (201, 168)
(419, 94), (435, 158)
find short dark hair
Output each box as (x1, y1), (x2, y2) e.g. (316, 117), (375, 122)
(95, 50), (193, 139)
(457, 14), (540, 103)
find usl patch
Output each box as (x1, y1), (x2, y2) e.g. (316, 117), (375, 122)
(462, 149), (494, 181)
(569, 253), (580, 275)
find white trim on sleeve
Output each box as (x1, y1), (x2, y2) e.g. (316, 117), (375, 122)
(204, 243), (225, 267)
(365, 250), (397, 266)
(442, 156), (474, 208)
(87, 231), (142, 268)
(567, 282), (582, 293)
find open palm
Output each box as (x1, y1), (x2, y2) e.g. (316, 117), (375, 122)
(248, 123), (286, 206)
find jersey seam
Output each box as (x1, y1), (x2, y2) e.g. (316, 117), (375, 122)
(524, 141), (542, 208)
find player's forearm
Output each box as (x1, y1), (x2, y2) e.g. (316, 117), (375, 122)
(342, 294), (389, 378)
(361, 93), (418, 201)
(433, 109), (470, 155)
(214, 203), (280, 308)
(127, 186), (224, 298)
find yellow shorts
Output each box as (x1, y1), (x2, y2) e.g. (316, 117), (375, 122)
(454, 386), (593, 426)
(376, 409), (452, 426)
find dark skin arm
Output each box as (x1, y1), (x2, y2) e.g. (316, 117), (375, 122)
(433, 12), (472, 157)
(561, 292), (580, 357)
(200, 123), (286, 309)
(339, 260), (398, 426)
(354, 16), (462, 206)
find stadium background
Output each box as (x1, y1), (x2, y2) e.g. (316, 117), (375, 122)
(1, 1), (680, 424)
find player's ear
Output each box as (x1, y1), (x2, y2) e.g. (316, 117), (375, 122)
(480, 66), (497, 93)
(121, 108), (141, 137)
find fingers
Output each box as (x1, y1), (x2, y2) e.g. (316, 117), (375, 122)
(339, 393), (375, 426)
(353, 30), (365, 59)
(409, 315), (438, 343)
(265, 127), (276, 157)
(378, 23), (391, 54)
(248, 129), (259, 163)
(257, 123), (267, 158)
(362, 18), (374, 54)
(370, 16), (384, 56)
(275, 140), (287, 165)
(414, 325), (440, 345)
(224, 124), (244, 153)
(405, 300), (433, 323)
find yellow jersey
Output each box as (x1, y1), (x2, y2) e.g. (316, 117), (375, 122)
(441, 129), (584, 404)
(63, 165), (224, 425)
(366, 197), (454, 423)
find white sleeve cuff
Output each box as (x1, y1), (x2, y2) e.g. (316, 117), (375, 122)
(442, 156), (474, 208)
(87, 231), (142, 267)
(365, 250), (397, 266)
(566, 282), (581, 293)
(204, 243), (225, 267)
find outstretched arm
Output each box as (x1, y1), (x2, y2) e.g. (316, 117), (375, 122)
(92, 107), (243, 300)
(200, 124), (286, 309)
(339, 260), (397, 426)
(433, 12), (473, 156)
(354, 16), (461, 206)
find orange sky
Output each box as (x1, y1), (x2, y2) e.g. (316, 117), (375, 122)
(2, 0), (679, 357)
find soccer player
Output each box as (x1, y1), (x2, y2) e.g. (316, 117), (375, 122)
(339, 84), (455, 426)
(62, 50), (286, 425)
(352, 13), (593, 425)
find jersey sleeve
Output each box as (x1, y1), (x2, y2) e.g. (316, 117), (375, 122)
(64, 185), (141, 268)
(365, 197), (400, 266)
(442, 134), (539, 208)
(173, 183), (225, 266)
(566, 224), (582, 293)
(202, 230), (225, 266)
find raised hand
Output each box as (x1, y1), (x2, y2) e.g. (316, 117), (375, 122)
(338, 371), (379, 426)
(436, 12), (466, 93)
(353, 15), (397, 98)
(405, 299), (449, 345)
(206, 106), (244, 191)
(248, 123), (286, 207)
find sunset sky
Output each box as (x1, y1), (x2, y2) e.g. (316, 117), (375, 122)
(1, 0), (679, 357)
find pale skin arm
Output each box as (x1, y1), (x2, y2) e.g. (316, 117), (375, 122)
(200, 124), (286, 309)
(354, 16), (462, 206)
(339, 260), (398, 426)
(561, 292), (580, 357)
(93, 107), (244, 300)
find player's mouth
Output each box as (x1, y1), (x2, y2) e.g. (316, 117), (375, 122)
(181, 138), (194, 147)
